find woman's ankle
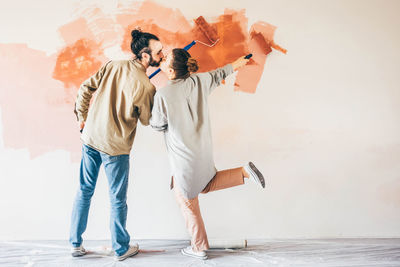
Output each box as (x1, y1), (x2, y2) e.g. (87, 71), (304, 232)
(242, 166), (249, 178)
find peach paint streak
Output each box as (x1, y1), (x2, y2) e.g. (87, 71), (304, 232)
(0, 0), (285, 159)
(0, 44), (81, 161)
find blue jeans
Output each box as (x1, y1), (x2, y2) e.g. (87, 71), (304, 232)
(69, 144), (131, 256)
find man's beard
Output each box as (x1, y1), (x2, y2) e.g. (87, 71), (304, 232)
(148, 54), (161, 67)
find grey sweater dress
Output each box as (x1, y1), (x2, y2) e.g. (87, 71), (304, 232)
(150, 64), (234, 199)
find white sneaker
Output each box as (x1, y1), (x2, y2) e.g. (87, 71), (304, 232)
(181, 246), (208, 260)
(115, 244), (139, 261)
(71, 245), (86, 257)
(245, 162), (265, 188)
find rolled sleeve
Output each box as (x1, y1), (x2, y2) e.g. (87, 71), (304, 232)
(198, 64), (234, 95)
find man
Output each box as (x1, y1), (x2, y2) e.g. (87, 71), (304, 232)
(70, 29), (163, 261)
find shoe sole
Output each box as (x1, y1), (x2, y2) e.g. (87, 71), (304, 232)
(181, 248), (208, 260)
(71, 251), (86, 257)
(116, 249), (139, 261)
(249, 162), (265, 188)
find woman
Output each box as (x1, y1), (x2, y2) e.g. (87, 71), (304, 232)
(150, 49), (265, 260)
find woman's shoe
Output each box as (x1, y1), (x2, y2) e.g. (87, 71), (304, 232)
(181, 246), (208, 260)
(245, 162), (265, 188)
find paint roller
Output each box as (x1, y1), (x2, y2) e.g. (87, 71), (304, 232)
(148, 16), (218, 79)
(208, 239), (248, 249)
(149, 16), (252, 79)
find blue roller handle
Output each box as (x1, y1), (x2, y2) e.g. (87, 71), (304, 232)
(149, 41), (196, 79)
(148, 67), (161, 79)
(183, 40), (196, 50)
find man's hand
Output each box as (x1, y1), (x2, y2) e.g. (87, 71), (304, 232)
(231, 55), (250, 71)
(79, 121), (85, 133)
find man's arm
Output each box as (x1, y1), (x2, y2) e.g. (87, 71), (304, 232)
(74, 61), (111, 129)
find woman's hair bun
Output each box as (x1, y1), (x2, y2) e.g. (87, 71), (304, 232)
(187, 57), (199, 73)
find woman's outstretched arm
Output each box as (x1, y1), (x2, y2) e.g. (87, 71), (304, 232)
(198, 55), (250, 95)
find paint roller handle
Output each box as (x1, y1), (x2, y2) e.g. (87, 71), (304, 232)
(245, 53), (253, 59)
(183, 40), (196, 51)
(149, 68), (161, 79)
(149, 41), (197, 79)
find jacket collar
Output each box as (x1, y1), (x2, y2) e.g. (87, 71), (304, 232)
(131, 59), (146, 72)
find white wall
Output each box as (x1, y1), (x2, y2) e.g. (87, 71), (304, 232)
(0, 0), (399, 240)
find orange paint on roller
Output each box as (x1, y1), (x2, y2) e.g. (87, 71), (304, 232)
(194, 16), (219, 44)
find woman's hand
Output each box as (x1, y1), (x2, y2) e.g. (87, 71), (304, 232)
(231, 55), (250, 71)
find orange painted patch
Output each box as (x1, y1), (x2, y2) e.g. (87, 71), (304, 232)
(53, 39), (104, 88)
(116, 5), (286, 93)
(55, 1), (286, 93)
(0, 0), (286, 160)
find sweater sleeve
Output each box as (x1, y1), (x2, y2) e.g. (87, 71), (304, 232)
(197, 64), (234, 95)
(134, 83), (156, 126)
(74, 61), (111, 122)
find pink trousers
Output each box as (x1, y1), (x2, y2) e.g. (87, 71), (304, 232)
(174, 167), (245, 251)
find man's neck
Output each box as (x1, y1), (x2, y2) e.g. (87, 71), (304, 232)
(138, 59), (149, 69)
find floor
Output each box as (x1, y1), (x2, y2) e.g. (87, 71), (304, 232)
(1, 239), (399, 266)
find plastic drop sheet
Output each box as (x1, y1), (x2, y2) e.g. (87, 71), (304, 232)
(1, 239), (400, 267)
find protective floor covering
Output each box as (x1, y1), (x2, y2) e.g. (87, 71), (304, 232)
(1, 239), (400, 266)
